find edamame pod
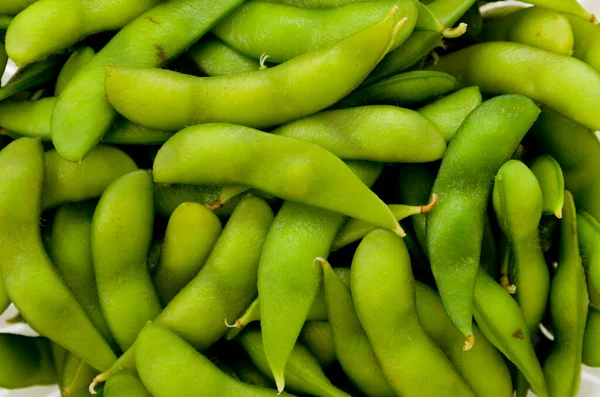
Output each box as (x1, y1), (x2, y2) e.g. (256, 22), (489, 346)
(530, 155), (565, 218)
(51, 0), (246, 162)
(583, 309), (600, 367)
(154, 184), (221, 217)
(154, 124), (400, 233)
(0, 279), (9, 315)
(0, 333), (56, 389)
(187, 36), (261, 76)
(481, 7), (574, 55)
(427, 95), (540, 346)
(105, 9), (404, 131)
(0, 97), (54, 140)
(0, 42), (7, 77)
(543, 192), (588, 397)
(273, 105), (446, 162)
(55, 46), (95, 96)
(0, 56), (61, 101)
(103, 120), (173, 146)
(567, 14), (600, 74)
(578, 211), (600, 304)
(238, 328), (349, 397)
(299, 322), (336, 369)
(60, 352), (98, 396)
(92, 170), (161, 351)
(43, 145), (138, 210)
(509, 0), (595, 21)
(104, 371), (151, 397)
(52, 202), (114, 347)
(0, 138), (117, 371)
(340, 71), (457, 107)
(0, 0), (38, 14)
(213, 0), (417, 62)
(352, 229), (475, 397)
(153, 202), (222, 304)
(417, 86), (482, 141)
(429, 42), (600, 132)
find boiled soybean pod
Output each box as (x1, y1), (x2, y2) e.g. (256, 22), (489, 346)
(104, 372), (151, 397)
(104, 9), (404, 131)
(299, 322), (336, 369)
(272, 105), (446, 163)
(511, 0), (595, 21)
(51, 0), (246, 162)
(543, 192), (588, 397)
(352, 229), (475, 397)
(60, 352), (98, 396)
(427, 95), (540, 346)
(567, 14), (600, 74)
(103, 119), (173, 145)
(0, 56), (61, 101)
(55, 46), (96, 96)
(92, 170), (161, 351)
(136, 323), (289, 397)
(0, 138), (117, 371)
(578, 211), (600, 305)
(0, 97), (55, 141)
(0, 0), (38, 14)
(186, 36), (260, 76)
(530, 154), (565, 218)
(0, 333), (56, 389)
(429, 42), (600, 132)
(153, 124), (401, 233)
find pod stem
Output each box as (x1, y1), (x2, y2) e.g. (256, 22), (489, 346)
(421, 193), (439, 213)
(259, 54), (270, 70)
(463, 334), (475, 351)
(499, 247), (517, 294)
(440, 23), (468, 39)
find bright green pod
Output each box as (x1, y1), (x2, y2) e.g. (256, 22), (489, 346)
(92, 170), (161, 351)
(427, 95), (540, 345)
(104, 371), (151, 397)
(104, 10), (404, 132)
(0, 0), (38, 14)
(42, 145), (138, 210)
(154, 124), (399, 233)
(51, 0), (246, 162)
(417, 86), (483, 141)
(237, 328), (348, 397)
(0, 138), (117, 371)
(530, 154), (565, 218)
(430, 42), (600, 132)
(52, 201), (114, 346)
(273, 105), (446, 162)
(567, 14), (600, 74)
(482, 7), (574, 55)
(299, 321), (336, 369)
(55, 46), (95, 96)
(352, 229), (475, 397)
(339, 71), (457, 107)
(578, 211), (600, 306)
(187, 36), (260, 76)
(0, 56), (61, 101)
(583, 308), (600, 367)
(0, 333), (56, 389)
(103, 119), (173, 145)
(60, 352), (98, 396)
(543, 192), (588, 397)
(136, 323), (289, 397)
(0, 97), (54, 141)
(153, 202), (222, 304)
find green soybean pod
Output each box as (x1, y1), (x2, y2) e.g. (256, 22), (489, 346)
(104, 371), (151, 397)
(153, 124), (400, 233)
(0, 42), (7, 77)
(567, 14), (600, 74)
(136, 323), (289, 397)
(92, 170), (161, 351)
(0, 333), (56, 389)
(543, 192), (588, 397)
(0, 279), (9, 315)
(481, 7), (574, 55)
(417, 86), (482, 142)
(427, 95), (541, 346)
(0, 97), (55, 141)
(321, 259), (395, 397)
(0, 0), (38, 14)
(42, 145), (138, 210)
(583, 307), (600, 367)
(339, 71), (458, 107)
(299, 322), (336, 369)
(55, 46), (95, 96)
(52, 201), (114, 346)
(104, 9), (404, 132)
(237, 328), (349, 397)
(102, 119), (173, 146)
(187, 36), (260, 76)
(352, 229), (475, 397)
(578, 211), (600, 304)
(429, 42), (600, 132)
(530, 154), (565, 218)
(153, 202), (222, 304)
(0, 56), (61, 102)
(153, 184), (221, 217)
(51, 0), (246, 163)
(512, 0), (595, 21)
(60, 352), (98, 396)
(0, 138), (117, 371)
(273, 105), (446, 162)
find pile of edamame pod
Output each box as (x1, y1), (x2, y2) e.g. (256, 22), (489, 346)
(1, 0), (600, 396)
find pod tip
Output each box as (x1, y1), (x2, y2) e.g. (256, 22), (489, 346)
(274, 373), (286, 394)
(463, 334), (475, 351)
(554, 207), (563, 219)
(421, 193), (439, 213)
(441, 22), (468, 39)
(393, 222), (407, 238)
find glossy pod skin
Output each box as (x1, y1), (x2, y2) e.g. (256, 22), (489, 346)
(187, 36), (260, 76)
(339, 71), (458, 107)
(104, 371), (151, 397)
(51, 0), (246, 162)
(52, 201), (114, 347)
(55, 46), (95, 96)
(567, 15), (600, 74)
(427, 95), (540, 344)
(299, 322), (336, 369)
(352, 229), (475, 397)
(42, 145), (138, 210)
(153, 202), (222, 304)
(530, 154), (565, 219)
(430, 42), (600, 132)
(136, 323), (289, 397)
(272, 105), (446, 162)
(543, 192), (588, 397)
(258, 161), (381, 392)
(213, 0), (417, 62)
(237, 328), (349, 397)
(92, 170), (161, 351)
(105, 10), (404, 131)
(0, 97), (55, 141)
(481, 7), (574, 55)
(0, 334), (56, 389)
(153, 124), (400, 233)
(0, 138), (117, 371)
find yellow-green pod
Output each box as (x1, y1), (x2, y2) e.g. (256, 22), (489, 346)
(299, 321), (336, 369)
(0, 333), (56, 389)
(530, 154), (565, 218)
